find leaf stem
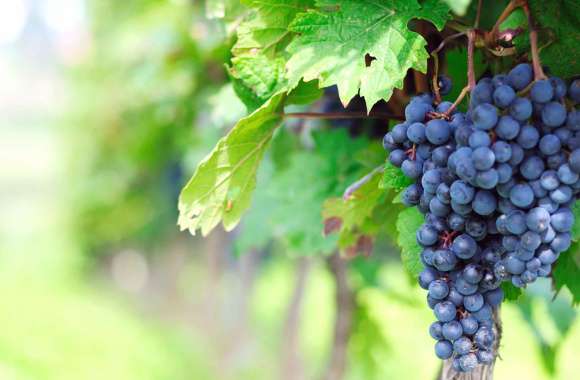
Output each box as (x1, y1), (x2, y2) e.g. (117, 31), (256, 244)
(342, 165), (384, 200)
(282, 111), (404, 121)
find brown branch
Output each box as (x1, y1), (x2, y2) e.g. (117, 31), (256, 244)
(438, 308), (502, 380)
(322, 254), (355, 380)
(522, 1), (547, 80)
(282, 111), (404, 121)
(281, 258), (311, 380)
(467, 30), (477, 90)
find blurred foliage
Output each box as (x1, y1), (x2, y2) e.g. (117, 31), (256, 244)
(68, 0), (234, 257)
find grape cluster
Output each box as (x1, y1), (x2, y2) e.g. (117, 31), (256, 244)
(383, 64), (579, 372)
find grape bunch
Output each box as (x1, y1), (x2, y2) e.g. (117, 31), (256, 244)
(383, 65), (579, 372)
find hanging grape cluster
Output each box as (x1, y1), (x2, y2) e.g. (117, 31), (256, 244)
(383, 63), (580, 372)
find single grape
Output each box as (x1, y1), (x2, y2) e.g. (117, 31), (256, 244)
(442, 320), (463, 341)
(517, 125), (540, 149)
(557, 164), (579, 184)
(453, 337), (473, 356)
(464, 293), (484, 312)
(540, 170), (560, 191)
(473, 190), (497, 216)
(530, 79), (554, 103)
(463, 264), (483, 284)
(526, 207), (551, 232)
(472, 104), (498, 130)
(429, 279), (450, 300)
(459, 353), (479, 372)
(451, 234), (477, 259)
(550, 233), (571, 253)
(429, 321), (444, 340)
(493, 84), (516, 108)
(460, 316), (479, 335)
(549, 77), (567, 99)
(435, 340), (454, 359)
(510, 97), (533, 121)
(407, 122), (427, 143)
(469, 130), (491, 148)
(434, 301), (457, 322)
(438, 75), (452, 96)
(484, 288), (504, 307)
(551, 208), (573, 232)
(433, 249), (459, 271)
(474, 326), (495, 348)
(405, 101), (431, 123)
(539, 134), (561, 155)
(426, 119), (451, 144)
(473, 147), (495, 170)
(419, 267), (439, 289)
(569, 79), (580, 103)
(519, 155), (545, 180)
(509, 183), (535, 208)
(508, 63), (533, 90)
(542, 102), (567, 127)
(417, 224), (439, 246)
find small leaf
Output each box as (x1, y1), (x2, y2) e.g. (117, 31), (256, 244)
(178, 93), (285, 236)
(380, 162), (413, 191)
(502, 282), (523, 302)
(396, 207), (424, 278)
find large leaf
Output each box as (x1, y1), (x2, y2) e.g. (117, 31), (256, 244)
(396, 207), (424, 278)
(286, 0), (450, 110)
(178, 93), (285, 236)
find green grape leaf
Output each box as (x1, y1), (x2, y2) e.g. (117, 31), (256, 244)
(442, 0), (471, 16)
(396, 207), (424, 278)
(232, 0), (314, 58)
(230, 0), (315, 109)
(380, 162), (413, 191)
(229, 55), (288, 111)
(286, 0), (451, 110)
(502, 282), (523, 302)
(523, 0), (580, 78)
(286, 79), (323, 105)
(178, 93), (285, 236)
(553, 242), (580, 305)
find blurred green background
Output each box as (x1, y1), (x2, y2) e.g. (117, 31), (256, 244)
(0, 1), (579, 379)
